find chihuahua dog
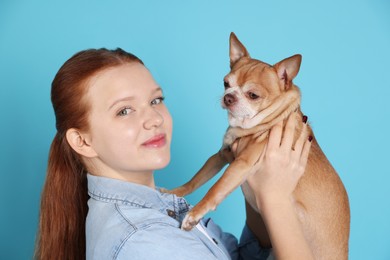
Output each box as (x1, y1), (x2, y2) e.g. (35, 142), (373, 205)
(170, 33), (350, 259)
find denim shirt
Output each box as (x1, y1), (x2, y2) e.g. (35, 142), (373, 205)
(86, 174), (271, 260)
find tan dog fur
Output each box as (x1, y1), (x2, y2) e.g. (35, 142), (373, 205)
(170, 33), (350, 259)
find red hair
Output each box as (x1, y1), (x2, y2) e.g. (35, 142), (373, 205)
(35, 48), (143, 260)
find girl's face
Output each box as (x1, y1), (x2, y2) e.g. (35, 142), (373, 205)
(84, 63), (172, 182)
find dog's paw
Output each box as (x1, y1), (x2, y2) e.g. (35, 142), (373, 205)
(161, 186), (190, 197)
(181, 201), (214, 231)
(181, 213), (200, 231)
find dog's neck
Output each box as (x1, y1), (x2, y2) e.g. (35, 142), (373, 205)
(238, 85), (301, 134)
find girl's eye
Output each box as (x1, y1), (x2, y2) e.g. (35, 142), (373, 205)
(151, 96), (165, 105)
(117, 107), (133, 116)
(248, 92), (259, 100)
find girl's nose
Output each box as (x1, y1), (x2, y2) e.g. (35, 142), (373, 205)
(143, 108), (164, 129)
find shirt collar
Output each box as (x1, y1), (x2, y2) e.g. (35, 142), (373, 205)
(87, 174), (191, 219)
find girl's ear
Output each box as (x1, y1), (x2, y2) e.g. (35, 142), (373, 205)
(66, 128), (98, 158)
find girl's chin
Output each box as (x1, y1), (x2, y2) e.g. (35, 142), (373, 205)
(150, 156), (170, 170)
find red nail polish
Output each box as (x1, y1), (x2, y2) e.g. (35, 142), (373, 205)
(302, 115), (308, 124)
(308, 136), (313, 142)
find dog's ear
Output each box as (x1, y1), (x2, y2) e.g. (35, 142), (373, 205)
(274, 54), (302, 90)
(230, 32), (250, 68)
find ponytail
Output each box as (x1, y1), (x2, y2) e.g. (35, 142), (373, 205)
(35, 133), (88, 260)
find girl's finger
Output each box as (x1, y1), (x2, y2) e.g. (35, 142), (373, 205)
(293, 120), (308, 155)
(299, 137), (312, 169)
(281, 112), (297, 150)
(247, 139), (268, 177)
(268, 120), (283, 150)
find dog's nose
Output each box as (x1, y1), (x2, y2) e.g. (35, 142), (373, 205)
(224, 93), (236, 107)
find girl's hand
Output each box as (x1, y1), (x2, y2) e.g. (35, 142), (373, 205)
(246, 113), (312, 207)
(240, 113), (315, 260)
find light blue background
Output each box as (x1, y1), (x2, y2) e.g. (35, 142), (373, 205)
(1, 0), (389, 259)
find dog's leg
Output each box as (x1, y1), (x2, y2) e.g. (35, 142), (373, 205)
(166, 151), (228, 197)
(181, 136), (263, 230)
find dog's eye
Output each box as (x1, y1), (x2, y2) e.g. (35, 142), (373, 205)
(248, 92), (259, 100)
(224, 81), (230, 89)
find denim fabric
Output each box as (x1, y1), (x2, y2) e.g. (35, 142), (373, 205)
(86, 174), (271, 260)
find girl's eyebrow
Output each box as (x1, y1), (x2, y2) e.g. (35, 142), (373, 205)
(108, 87), (163, 110)
(154, 87), (163, 94)
(108, 96), (134, 110)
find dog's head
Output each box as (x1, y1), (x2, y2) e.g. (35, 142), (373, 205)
(222, 33), (302, 128)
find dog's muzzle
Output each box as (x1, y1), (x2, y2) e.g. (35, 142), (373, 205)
(223, 93), (237, 107)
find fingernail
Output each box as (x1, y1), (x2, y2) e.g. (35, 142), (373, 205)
(302, 115), (308, 124)
(308, 136), (313, 142)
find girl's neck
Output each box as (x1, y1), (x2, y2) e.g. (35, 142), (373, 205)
(91, 169), (156, 188)
(124, 172), (155, 188)
(86, 158), (156, 188)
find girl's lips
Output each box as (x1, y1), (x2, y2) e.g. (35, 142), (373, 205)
(142, 134), (166, 148)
